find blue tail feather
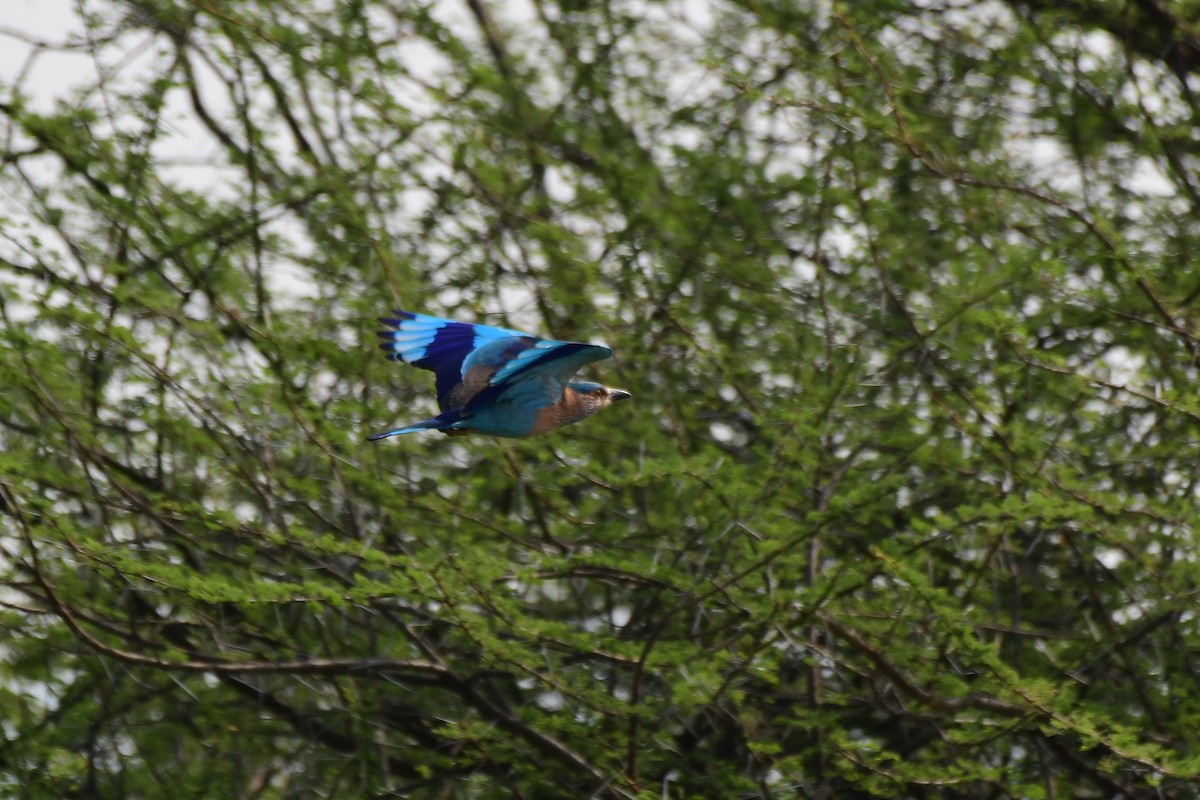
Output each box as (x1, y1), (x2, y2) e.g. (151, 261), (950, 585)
(367, 408), (467, 441)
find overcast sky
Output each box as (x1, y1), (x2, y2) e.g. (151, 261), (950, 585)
(2, 1), (86, 99)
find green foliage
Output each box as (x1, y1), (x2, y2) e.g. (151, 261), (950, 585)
(2, 0), (1200, 797)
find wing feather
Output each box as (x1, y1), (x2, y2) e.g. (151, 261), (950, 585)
(377, 310), (533, 409)
(462, 341), (614, 413)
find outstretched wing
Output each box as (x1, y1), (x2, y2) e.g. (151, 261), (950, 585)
(377, 310), (533, 409)
(464, 340), (614, 413)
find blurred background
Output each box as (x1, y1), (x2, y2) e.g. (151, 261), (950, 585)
(2, 1), (1198, 797)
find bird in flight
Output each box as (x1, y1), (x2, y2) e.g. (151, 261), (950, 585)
(369, 310), (630, 440)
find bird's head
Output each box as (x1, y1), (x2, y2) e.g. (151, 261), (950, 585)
(569, 381), (632, 414)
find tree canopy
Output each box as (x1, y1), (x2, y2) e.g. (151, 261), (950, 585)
(2, 0), (1200, 797)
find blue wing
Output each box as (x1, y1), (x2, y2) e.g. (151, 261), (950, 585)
(377, 310), (533, 409)
(464, 340), (614, 414)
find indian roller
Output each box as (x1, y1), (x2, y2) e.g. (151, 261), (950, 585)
(369, 310), (631, 440)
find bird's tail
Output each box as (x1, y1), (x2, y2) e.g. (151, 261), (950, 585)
(367, 409), (467, 441)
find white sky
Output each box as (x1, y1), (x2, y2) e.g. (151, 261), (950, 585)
(1, 0), (87, 100)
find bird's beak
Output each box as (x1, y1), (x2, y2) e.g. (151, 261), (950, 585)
(609, 389), (632, 402)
